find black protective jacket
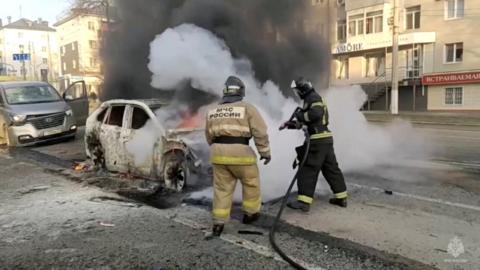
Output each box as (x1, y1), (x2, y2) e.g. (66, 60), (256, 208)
(295, 91), (333, 143)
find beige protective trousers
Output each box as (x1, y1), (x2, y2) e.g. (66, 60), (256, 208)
(212, 163), (261, 224)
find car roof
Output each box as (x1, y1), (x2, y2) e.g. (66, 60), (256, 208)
(104, 99), (169, 108)
(0, 81), (50, 89)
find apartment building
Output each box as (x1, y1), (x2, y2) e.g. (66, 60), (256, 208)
(330, 0), (480, 111)
(54, 8), (106, 95)
(0, 18), (60, 82)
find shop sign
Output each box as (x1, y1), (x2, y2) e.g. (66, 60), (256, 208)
(422, 71), (480, 85)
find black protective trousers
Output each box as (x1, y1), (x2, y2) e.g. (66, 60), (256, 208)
(295, 141), (347, 203)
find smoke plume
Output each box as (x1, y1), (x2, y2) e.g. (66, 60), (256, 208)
(104, 0), (429, 202)
(102, 0), (329, 100)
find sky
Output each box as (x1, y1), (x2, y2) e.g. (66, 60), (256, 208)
(0, 0), (71, 26)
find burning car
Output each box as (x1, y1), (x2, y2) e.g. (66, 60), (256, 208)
(85, 99), (205, 192)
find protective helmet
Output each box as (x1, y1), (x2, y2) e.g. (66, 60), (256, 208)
(223, 76), (245, 97)
(291, 77), (314, 98)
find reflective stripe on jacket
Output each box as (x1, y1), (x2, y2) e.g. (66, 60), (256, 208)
(296, 92), (333, 141)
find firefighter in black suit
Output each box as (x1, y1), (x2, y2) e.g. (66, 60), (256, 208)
(281, 77), (347, 212)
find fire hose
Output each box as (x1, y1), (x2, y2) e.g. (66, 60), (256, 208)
(269, 108), (310, 270)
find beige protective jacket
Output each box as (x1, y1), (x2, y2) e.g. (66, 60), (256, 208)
(206, 101), (270, 165)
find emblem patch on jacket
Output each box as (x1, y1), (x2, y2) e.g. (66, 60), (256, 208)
(208, 107), (245, 119)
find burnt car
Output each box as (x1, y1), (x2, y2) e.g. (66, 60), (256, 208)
(85, 99), (204, 192)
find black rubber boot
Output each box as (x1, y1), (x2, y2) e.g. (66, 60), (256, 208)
(205, 224), (224, 240)
(242, 213), (260, 224)
(212, 224), (224, 236)
(286, 200), (310, 212)
(329, 198), (347, 208)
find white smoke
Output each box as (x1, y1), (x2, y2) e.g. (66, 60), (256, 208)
(141, 24), (427, 201)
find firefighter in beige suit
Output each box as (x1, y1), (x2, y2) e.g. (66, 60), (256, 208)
(205, 76), (271, 237)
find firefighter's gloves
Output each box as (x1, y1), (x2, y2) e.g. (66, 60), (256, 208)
(294, 109), (306, 123)
(279, 121), (302, 130)
(260, 155), (271, 165)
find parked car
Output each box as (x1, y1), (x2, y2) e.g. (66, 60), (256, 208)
(85, 99), (204, 192)
(0, 81), (89, 146)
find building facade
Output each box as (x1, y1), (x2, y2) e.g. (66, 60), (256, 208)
(54, 9), (106, 95)
(330, 0), (480, 111)
(0, 18), (60, 82)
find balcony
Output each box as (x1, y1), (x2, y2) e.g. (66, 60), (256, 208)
(333, 65), (423, 86)
(332, 32), (436, 55)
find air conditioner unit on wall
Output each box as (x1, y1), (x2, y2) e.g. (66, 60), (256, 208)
(337, 0), (345, 6)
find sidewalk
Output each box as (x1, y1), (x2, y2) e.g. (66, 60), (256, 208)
(363, 111), (480, 126)
(263, 162), (480, 270)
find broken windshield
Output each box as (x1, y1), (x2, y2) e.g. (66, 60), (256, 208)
(4, 85), (62, 105)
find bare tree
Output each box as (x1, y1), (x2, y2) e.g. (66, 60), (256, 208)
(59, 0), (111, 23)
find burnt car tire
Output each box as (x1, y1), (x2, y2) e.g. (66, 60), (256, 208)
(162, 151), (190, 192)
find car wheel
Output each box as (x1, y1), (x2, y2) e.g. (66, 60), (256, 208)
(162, 151), (189, 192)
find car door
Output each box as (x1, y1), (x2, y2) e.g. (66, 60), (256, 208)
(123, 105), (156, 178)
(99, 105), (129, 173)
(63, 81), (89, 126)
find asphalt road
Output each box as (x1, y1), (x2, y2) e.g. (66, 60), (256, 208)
(1, 122), (479, 269)
(0, 150), (429, 270)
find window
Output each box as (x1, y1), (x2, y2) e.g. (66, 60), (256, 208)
(406, 45), (421, 78)
(366, 11), (383, 34)
(88, 21), (95, 30)
(445, 0), (464, 19)
(89, 40), (98, 49)
(65, 83), (85, 100)
(4, 85), (61, 105)
(365, 54), (385, 77)
(131, 107), (150, 130)
(337, 20), (346, 42)
(106, 106), (126, 127)
(336, 57), (349, 79)
(63, 62), (66, 71)
(71, 43), (75, 51)
(348, 14), (364, 37)
(90, 57), (98, 67)
(97, 107), (108, 122)
(73, 60), (77, 69)
(445, 87), (463, 105)
(406, 6), (421, 29)
(445, 42), (463, 63)
(42, 58), (48, 65)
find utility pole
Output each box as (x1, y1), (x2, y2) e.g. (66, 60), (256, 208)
(391, 0), (400, 114)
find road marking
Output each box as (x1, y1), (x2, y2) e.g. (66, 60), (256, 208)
(349, 183), (480, 212)
(172, 216), (325, 270)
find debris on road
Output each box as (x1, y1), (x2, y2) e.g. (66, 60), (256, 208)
(73, 161), (93, 172)
(89, 196), (143, 208)
(99, 222), (115, 227)
(238, 230), (264, 236)
(385, 190), (394, 195)
(17, 185), (50, 195)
